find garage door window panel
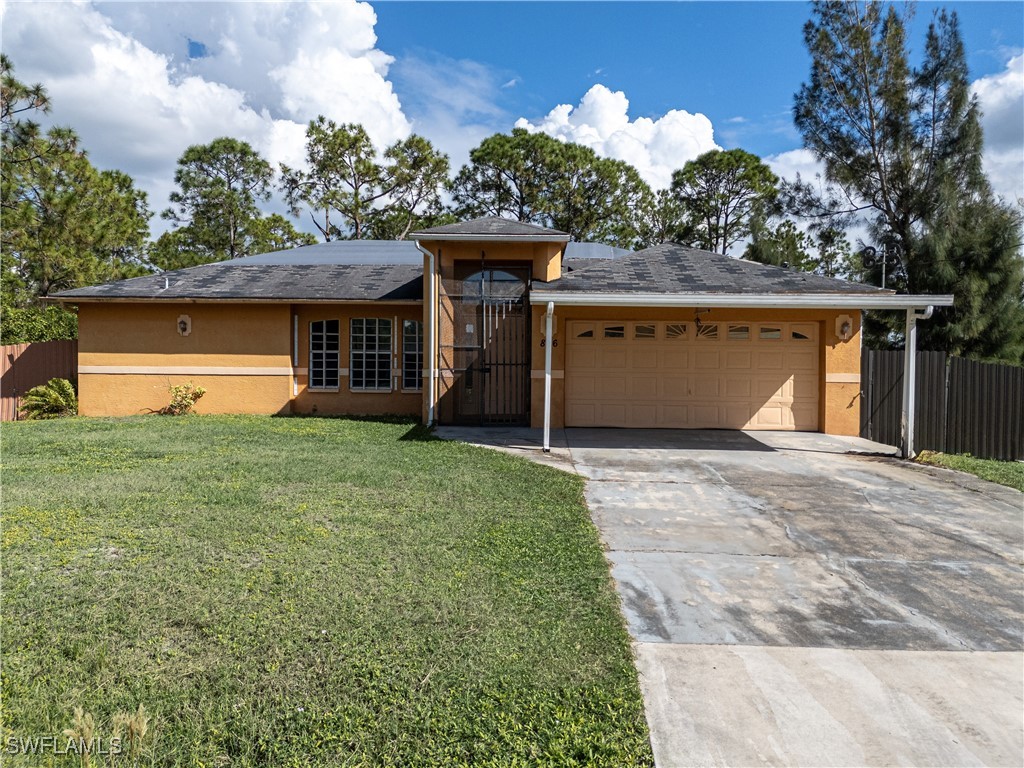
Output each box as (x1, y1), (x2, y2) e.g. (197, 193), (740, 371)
(665, 323), (689, 340)
(697, 324), (719, 341)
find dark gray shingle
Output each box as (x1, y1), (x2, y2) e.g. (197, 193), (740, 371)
(537, 243), (891, 295)
(410, 216), (568, 239)
(55, 263), (422, 302)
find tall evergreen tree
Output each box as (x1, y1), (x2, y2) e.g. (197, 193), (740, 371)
(670, 149), (779, 255)
(1, 56), (151, 341)
(793, 2), (1024, 361)
(156, 137), (312, 269)
(452, 128), (653, 247)
(280, 118), (449, 241)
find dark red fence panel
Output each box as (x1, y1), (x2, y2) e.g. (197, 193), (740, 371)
(1, 340), (78, 421)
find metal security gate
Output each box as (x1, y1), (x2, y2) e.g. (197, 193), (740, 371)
(448, 264), (530, 425)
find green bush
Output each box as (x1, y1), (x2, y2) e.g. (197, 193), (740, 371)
(154, 382), (206, 415)
(18, 378), (78, 419)
(0, 304), (78, 345)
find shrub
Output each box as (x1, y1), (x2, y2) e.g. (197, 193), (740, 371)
(0, 304), (78, 344)
(154, 383), (206, 415)
(19, 378), (78, 420)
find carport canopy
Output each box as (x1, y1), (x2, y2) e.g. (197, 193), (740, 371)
(532, 290), (955, 458)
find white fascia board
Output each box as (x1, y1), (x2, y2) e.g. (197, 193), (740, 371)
(411, 234), (570, 243)
(529, 292), (954, 310)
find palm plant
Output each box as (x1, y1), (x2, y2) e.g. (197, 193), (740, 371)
(19, 377), (78, 419)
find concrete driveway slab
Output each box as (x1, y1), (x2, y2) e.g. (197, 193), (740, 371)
(636, 644), (1023, 768)
(438, 426), (1024, 766)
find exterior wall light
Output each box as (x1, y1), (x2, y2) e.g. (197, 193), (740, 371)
(177, 314), (192, 337)
(836, 314), (853, 341)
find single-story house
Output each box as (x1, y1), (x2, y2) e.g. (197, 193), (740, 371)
(54, 216), (952, 454)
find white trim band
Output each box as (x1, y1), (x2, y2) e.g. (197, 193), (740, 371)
(825, 373), (861, 384)
(80, 365), (293, 376)
(530, 292), (953, 310)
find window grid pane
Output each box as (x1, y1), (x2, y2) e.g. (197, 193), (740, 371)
(350, 318), (393, 391)
(402, 320), (423, 391)
(309, 319), (340, 389)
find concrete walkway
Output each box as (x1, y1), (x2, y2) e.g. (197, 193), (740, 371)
(437, 426), (1024, 767)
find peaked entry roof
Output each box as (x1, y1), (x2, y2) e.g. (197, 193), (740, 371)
(410, 216), (570, 242)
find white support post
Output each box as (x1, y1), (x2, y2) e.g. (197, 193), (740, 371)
(414, 241), (436, 426)
(543, 301), (554, 453)
(901, 309), (918, 459)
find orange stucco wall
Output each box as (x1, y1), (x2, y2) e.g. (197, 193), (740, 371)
(76, 301), (424, 418)
(526, 305), (863, 436)
(77, 302), (292, 415)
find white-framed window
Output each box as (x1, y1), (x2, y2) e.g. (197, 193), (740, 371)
(350, 318), (392, 391)
(402, 319), (423, 391)
(309, 319), (340, 389)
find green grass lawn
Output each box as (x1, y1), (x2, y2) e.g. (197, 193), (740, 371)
(1, 416), (653, 767)
(916, 450), (1024, 492)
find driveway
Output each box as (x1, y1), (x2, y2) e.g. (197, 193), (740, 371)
(438, 427), (1024, 767)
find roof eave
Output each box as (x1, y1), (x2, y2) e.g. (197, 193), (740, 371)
(529, 291), (954, 310)
(411, 233), (570, 243)
(49, 296), (423, 304)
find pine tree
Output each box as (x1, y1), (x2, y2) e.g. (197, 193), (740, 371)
(793, 2), (1024, 362)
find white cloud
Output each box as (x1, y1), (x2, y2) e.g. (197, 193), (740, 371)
(1, 0), (412, 233)
(390, 53), (512, 170)
(973, 54), (1024, 203)
(515, 84), (719, 189)
(765, 148), (825, 186)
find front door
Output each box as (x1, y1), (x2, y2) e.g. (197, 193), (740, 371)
(450, 264), (530, 425)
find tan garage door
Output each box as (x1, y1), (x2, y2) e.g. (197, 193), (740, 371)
(565, 320), (819, 430)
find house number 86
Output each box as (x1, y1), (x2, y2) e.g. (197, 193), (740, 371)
(540, 339), (558, 347)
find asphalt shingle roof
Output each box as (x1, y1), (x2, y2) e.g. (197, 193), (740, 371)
(537, 242), (892, 295)
(231, 240), (422, 265)
(410, 216), (569, 239)
(55, 263), (422, 302)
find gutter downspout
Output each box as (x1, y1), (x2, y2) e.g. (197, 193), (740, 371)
(414, 241), (436, 427)
(543, 301), (554, 453)
(901, 305), (934, 459)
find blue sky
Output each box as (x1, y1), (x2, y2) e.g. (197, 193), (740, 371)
(376, 1), (1023, 158)
(3, 0), (1021, 236)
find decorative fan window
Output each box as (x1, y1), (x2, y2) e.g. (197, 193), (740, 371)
(603, 325), (625, 339)
(759, 326), (782, 340)
(665, 323), (688, 339)
(633, 324), (656, 340)
(728, 325), (750, 340)
(696, 324), (719, 340)
(575, 324), (595, 339)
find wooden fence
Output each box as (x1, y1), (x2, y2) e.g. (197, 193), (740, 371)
(861, 349), (1024, 461)
(1, 340), (78, 421)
